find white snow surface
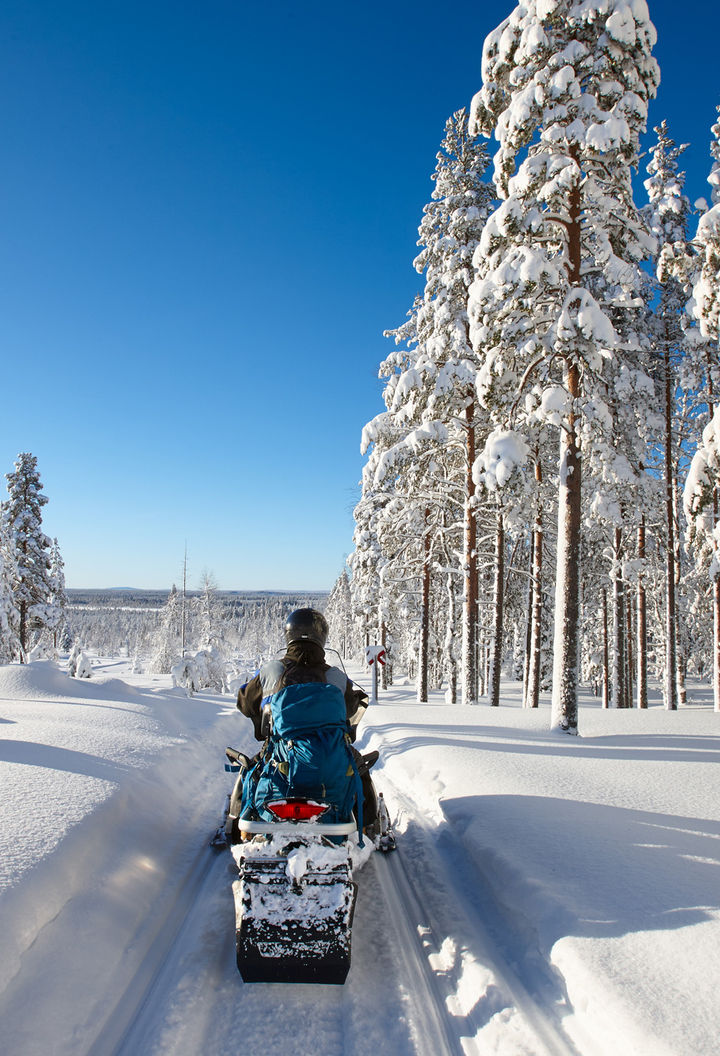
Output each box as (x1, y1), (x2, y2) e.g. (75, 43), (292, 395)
(1, 657), (719, 1055)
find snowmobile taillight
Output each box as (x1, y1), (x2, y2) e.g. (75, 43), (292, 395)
(267, 799), (330, 821)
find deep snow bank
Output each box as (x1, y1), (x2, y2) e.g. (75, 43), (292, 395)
(0, 658), (248, 1009)
(356, 674), (720, 1056)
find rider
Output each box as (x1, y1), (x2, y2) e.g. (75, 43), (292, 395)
(236, 608), (378, 830)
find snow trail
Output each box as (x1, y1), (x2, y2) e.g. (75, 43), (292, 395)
(2, 658), (720, 1054)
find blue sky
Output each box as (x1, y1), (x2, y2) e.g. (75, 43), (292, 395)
(1, 0), (718, 591)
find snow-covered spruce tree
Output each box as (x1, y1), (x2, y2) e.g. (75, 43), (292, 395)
(643, 121), (698, 709)
(46, 538), (68, 653)
(196, 569), (222, 648)
(468, 0), (659, 732)
(684, 407), (720, 711)
(351, 404), (403, 661)
(681, 107), (720, 711)
(325, 568), (354, 659)
(150, 585), (182, 674)
(375, 109), (495, 703)
(689, 106), (720, 360)
(3, 453), (55, 658)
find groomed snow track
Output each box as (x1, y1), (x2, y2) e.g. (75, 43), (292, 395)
(80, 788), (579, 1056)
(85, 842), (224, 1056)
(375, 781), (580, 1056)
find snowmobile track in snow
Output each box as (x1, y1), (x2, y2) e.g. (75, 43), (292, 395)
(378, 780), (579, 1056)
(85, 841), (223, 1056)
(84, 792), (576, 1056)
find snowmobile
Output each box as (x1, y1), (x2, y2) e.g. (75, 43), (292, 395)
(216, 744), (394, 985)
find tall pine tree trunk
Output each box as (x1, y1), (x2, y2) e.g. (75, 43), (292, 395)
(417, 511), (431, 703)
(444, 572), (458, 704)
(462, 403), (478, 705)
(714, 573), (720, 712)
(611, 527), (626, 708)
(523, 529), (534, 703)
(489, 508), (505, 707)
(526, 461), (544, 709)
(602, 588), (609, 709)
(551, 390), (582, 733)
(551, 176), (582, 734)
(626, 586), (634, 708)
(664, 341), (678, 710)
(636, 517), (648, 709)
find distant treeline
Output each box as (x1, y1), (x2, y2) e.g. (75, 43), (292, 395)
(65, 588), (329, 663)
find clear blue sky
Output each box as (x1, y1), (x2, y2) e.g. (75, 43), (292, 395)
(0, 0), (717, 591)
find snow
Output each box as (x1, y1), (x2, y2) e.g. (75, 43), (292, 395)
(473, 427), (529, 490)
(1, 656), (719, 1054)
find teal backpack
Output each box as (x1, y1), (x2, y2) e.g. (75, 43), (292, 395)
(241, 681), (363, 830)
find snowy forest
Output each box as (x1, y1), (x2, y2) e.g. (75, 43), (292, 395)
(64, 587), (328, 690)
(5, 2), (720, 737)
(326, 0), (720, 732)
(0, 452), (326, 692)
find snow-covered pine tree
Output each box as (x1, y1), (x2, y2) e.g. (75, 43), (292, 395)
(46, 538), (68, 652)
(468, 0), (659, 732)
(681, 106), (720, 711)
(351, 405), (403, 661)
(196, 569), (221, 648)
(644, 121), (697, 709)
(150, 585), (182, 674)
(371, 109), (495, 703)
(325, 568), (354, 659)
(3, 453), (55, 658)
(684, 407), (720, 712)
(690, 106), (720, 356)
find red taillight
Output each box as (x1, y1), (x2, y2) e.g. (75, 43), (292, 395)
(266, 799), (329, 821)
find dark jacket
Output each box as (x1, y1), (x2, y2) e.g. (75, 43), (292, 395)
(236, 641), (368, 741)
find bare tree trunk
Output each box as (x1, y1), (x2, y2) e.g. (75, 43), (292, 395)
(462, 404), (479, 705)
(444, 572), (458, 703)
(671, 475), (687, 707)
(523, 529), (534, 703)
(602, 589), (609, 709)
(664, 342), (678, 710)
(477, 634), (488, 698)
(636, 517), (648, 709)
(19, 603), (28, 661)
(526, 461), (543, 709)
(489, 509), (505, 707)
(418, 512), (431, 703)
(551, 172), (582, 734)
(551, 361), (582, 732)
(714, 574), (720, 712)
(611, 527), (626, 708)
(626, 582), (634, 708)
(705, 358), (720, 712)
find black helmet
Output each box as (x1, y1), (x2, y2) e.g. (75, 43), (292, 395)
(285, 608), (328, 648)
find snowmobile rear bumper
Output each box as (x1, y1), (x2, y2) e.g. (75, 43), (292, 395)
(233, 850), (357, 984)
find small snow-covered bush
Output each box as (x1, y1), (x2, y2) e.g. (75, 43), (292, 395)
(69, 650), (93, 678)
(171, 646), (228, 694)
